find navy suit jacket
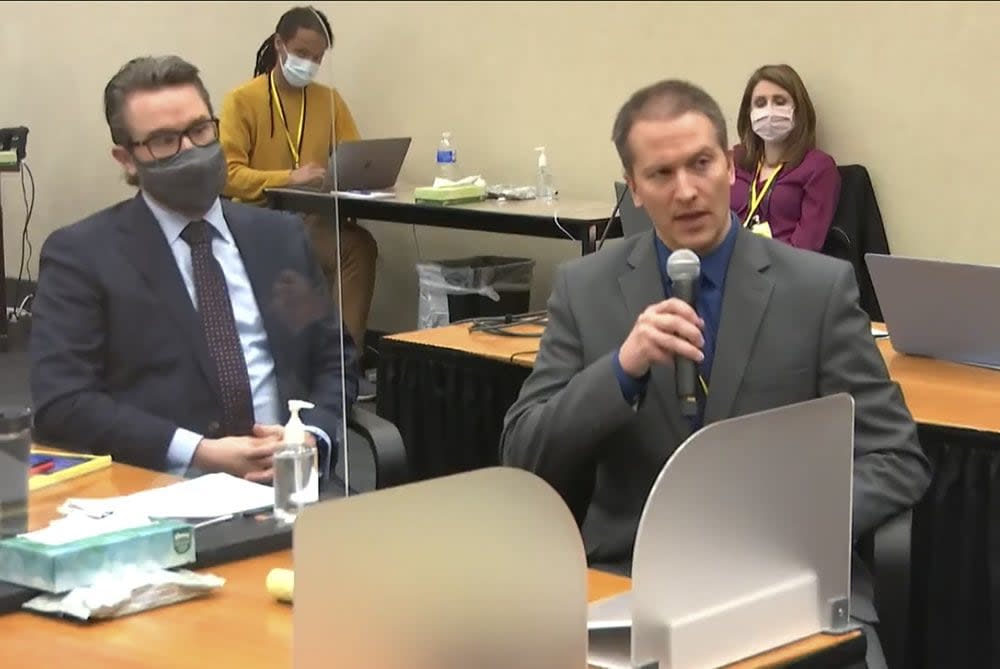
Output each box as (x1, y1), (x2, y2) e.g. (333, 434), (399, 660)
(30, 194), (357, 472)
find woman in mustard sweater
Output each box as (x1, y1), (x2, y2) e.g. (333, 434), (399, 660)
(220, 5), (377, 363)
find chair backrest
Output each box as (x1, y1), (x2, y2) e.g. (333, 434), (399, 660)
(327, 406), (408, 497)
(855, 509), (913, 669)
(823, 165), (891, 322)
(614, 181), (654, 238)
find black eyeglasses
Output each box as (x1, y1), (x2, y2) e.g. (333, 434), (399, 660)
(129, 118), (220, 160)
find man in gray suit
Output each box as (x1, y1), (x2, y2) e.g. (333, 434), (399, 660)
(500, 79), (931, 667)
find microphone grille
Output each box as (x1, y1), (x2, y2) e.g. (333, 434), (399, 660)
(666, 249), (701, 281)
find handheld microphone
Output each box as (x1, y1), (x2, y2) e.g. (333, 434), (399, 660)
(666, 249), (701, 418)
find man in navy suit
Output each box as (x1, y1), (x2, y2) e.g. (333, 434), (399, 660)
(30, 55), (357, 481)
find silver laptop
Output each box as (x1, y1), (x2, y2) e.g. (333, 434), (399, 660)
(866, 253), (1000, 369)
(614, 181), (654, 238)
(323, 137), (411, 192)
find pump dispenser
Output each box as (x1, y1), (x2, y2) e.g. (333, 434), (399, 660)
(283, 400), (314, 450)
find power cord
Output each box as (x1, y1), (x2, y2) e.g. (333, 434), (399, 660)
(509, 350), (539, 363)
(460, 310), (548, 337)
(411, 223), (423, 262)
(596, 181), (629, 251)
(12, 161), (35, 315)
(551, 211), (575, 241)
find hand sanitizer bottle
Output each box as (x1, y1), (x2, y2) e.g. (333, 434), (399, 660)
(534, 146), (556, 202)
(273, 399), (319, 524)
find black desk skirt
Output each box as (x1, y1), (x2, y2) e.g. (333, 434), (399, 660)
(377, 339), (1000, 668)
(377, 339), (530, 481)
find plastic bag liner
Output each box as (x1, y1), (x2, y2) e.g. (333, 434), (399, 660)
(417, 256), (535, 329)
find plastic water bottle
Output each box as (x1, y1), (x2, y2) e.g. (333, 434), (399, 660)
(436, 131), (457, 181)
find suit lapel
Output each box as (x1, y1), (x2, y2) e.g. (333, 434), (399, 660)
(116, 195), (221, 400)
(223, 202), (292, 400)
(704, 229), (774, 423)
(617, 232), (691, 440)
(222, 202), (273, 330)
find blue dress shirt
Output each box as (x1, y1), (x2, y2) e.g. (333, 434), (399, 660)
(613, 213), (740, 418)
(143, 193), (330, 475)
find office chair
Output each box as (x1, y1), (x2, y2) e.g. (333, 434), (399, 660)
(823, 165), (890, 322)
(859, 509), (914, 669)
(345, 404), (408, 489)
(325, 405), (408, 497)
(822, 225), (852, 263)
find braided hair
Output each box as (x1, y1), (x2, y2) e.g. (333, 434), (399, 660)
(254, 6), (334, 137)
(254, 6), (333, 77)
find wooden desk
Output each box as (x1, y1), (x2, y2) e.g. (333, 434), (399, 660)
(1, 464), (861, 668)
(876, 338), (1000, 433)
(265, 184), (622, 255)
(383, 321), (1000, 433)
(383, 320), (543, 368)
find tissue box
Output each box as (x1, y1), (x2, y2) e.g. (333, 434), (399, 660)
(414, 183), (487, 205)
(0, 519), (195, 593)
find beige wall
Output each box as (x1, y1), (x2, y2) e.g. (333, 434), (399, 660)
(2, 1), (998, 332)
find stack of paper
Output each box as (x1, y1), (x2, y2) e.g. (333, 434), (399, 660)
(59, 473), (274, 520)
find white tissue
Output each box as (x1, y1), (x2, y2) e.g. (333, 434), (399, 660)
(23, 567), (225, 620)
(431, 175), (487, 189)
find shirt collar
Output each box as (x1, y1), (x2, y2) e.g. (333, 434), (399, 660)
(654, 211), (739, 289)
(141, 191), (230, 246)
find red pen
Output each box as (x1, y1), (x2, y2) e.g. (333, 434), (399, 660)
(30, 460), (55, 475)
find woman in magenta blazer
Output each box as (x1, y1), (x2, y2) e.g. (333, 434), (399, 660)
(731, 64), (841, 252)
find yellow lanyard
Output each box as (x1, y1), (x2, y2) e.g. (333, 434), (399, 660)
(743, 160), (783, 227)
(269, 72), (306, 169)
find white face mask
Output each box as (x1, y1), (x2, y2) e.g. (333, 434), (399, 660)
(750, 104), (795, 142)
(280, 49), (319, 88)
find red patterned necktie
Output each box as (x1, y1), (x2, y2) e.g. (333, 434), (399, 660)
(180, 220), (255, 436)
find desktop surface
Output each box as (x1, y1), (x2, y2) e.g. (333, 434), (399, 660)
(1, 463), (861, 668)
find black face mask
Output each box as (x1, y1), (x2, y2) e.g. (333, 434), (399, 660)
(134, 143), (227, 216)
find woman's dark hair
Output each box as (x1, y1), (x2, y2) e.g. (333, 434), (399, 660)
(254, 6), (333, 78)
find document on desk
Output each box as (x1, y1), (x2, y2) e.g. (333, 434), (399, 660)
(331, 189), (396, 199)
(587, 592), (633, 669)
(61, 473), (275, 520)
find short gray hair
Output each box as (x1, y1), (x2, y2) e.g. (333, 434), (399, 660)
(612, 79), (728, 175)
(103, 55), (213, 147)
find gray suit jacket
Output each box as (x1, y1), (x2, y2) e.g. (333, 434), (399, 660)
(500, 227), (932, 622)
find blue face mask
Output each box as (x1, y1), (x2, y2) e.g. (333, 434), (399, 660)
(280, 48), (319, 88)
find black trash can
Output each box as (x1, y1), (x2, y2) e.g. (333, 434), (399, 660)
(417, 256), (535, 329)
